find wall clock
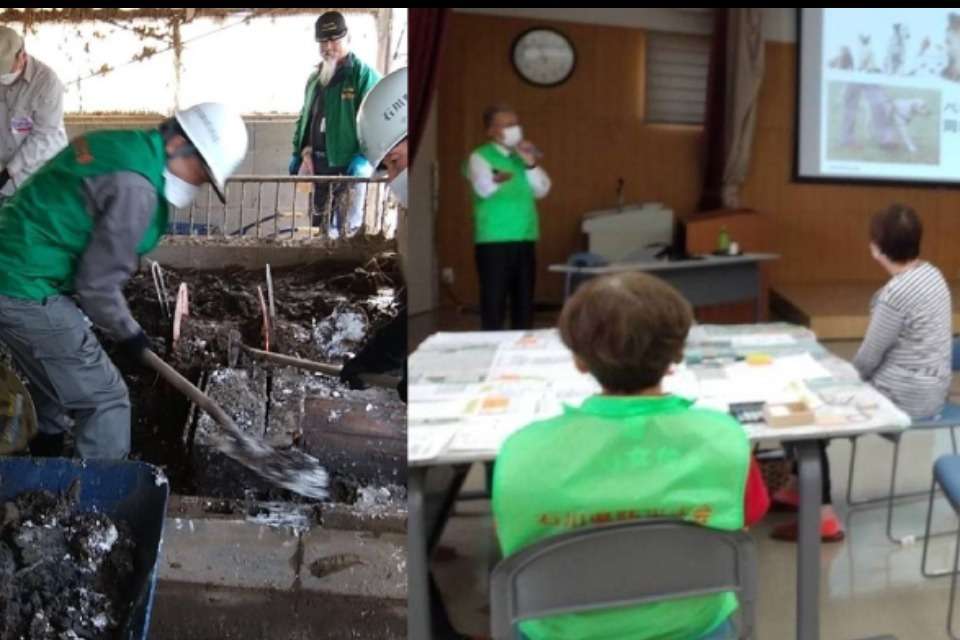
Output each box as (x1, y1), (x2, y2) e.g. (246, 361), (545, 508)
(511, 27), (576, 87)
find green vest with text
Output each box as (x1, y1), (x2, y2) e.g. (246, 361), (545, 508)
(0, 129), (169, 301)
(492, 394), (749, 640)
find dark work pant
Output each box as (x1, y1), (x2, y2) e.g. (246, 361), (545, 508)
(474, 241), (536, 331)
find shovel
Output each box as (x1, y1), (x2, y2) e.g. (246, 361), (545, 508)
(224, 329), (400, 390)
(142, 350), (329, 499)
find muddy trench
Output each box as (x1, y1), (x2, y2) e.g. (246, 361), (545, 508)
(114, 253), (406, 516)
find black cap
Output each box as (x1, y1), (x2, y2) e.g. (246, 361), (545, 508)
(316, 11), (347, 42)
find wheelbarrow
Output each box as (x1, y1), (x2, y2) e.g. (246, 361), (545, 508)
(0, 457), (170, 639)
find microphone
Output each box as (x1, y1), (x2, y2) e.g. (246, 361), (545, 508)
(517, 141), (544, 160)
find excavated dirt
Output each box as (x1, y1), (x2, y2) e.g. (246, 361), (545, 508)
(117, 254), (405, 510)
(0, 485), (136, 640)
(126, 254), (399, 365)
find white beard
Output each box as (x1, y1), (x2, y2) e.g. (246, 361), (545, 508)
(319, 60), (337, 87)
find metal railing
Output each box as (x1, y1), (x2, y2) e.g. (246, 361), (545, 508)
(168, 175), (394, 240)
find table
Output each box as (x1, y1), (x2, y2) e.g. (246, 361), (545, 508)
(408, 325), (910, 640)
(549, 253), (779, 321)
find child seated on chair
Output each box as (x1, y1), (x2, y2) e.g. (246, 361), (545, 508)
(771, 204), (952, 542)
(492, 272), (769, 640)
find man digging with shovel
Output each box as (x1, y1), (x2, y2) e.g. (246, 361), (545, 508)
(0, 102), (247, 460)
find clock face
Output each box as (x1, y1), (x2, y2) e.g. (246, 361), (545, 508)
(511, 28), (576, 87)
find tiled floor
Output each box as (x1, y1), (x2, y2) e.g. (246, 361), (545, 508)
(422, 336), (960, 639)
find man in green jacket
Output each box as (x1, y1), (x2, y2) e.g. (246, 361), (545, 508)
(290, 11), (380, 238)
(0, 102), (248, 460)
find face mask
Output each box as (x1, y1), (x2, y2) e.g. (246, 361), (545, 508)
(500, 125), (523, 148)
(389, 169), (408, 208)
(163, 169), (200, 208)
(0, 70), (19, 86)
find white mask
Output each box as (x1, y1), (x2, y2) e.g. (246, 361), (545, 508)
(500, 125), (523, 148)
(163, 169), (200, 208)
(389, 169), (408, 208)
(0, 70), (19, 86)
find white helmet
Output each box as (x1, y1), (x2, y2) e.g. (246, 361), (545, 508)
(174, 102), (248, 202)
(357, 67), (408, 170)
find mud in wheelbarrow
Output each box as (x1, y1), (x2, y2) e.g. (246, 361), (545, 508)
(0, 457), (170, 639)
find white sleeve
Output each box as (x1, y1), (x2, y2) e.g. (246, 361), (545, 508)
(7, 70), (67, 186)
(468, 152), (500, 199)
(526, 166), (552, 199)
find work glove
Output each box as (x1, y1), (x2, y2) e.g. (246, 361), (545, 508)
(116, 331), (151, 369)
(288, 153), (302, 176)
(339, 355), (366, 390)
(339, 314), (406, 400)
(346, 154), (374, 178)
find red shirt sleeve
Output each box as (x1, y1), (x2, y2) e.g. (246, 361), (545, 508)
(744, 456), (771, 527)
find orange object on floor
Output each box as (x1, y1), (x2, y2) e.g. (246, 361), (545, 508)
(771, 507), (845, 543)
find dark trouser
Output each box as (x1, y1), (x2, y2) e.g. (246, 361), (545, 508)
(475, 241), (536, 331)
(793, 441), (832, 504)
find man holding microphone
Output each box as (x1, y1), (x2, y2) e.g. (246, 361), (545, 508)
(466, 105), (551, 331)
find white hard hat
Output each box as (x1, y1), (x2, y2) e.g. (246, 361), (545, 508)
(174, 102), (248, 202)
(357, 67), (408, 170)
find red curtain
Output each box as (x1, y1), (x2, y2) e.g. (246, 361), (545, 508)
(697, 7), (729, 212)
(408, 8), (449, 163)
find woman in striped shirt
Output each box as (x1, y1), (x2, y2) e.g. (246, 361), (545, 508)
(852, 204), (952, 418)
(773, 204), (952, 542)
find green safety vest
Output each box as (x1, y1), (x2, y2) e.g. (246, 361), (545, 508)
(492, 394), (749, 640)
(291, 53), (381, 169)
(467, 142), (539, 243)
(0, 129), (169, 301)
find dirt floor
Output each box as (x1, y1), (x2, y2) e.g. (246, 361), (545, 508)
(0, 486), (136, 639)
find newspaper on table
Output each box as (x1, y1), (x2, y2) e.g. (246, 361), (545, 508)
(409, 324), (910, 463)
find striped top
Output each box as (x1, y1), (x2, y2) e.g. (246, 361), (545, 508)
(853, 261), (952, 419)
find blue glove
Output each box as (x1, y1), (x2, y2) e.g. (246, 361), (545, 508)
(288, 153), (302, 176)
(346, 154), (374, 178)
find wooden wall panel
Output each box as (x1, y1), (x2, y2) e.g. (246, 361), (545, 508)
(435, 18), (960, 310)
(436, 13), (702, 305)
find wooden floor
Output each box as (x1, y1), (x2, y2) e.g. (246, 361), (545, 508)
(772, 281), (960, 340)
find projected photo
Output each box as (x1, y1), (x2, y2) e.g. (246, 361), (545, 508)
(825, 14), (960, 79)
(826, 82), (940, 165)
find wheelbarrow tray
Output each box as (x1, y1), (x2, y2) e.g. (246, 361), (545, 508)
(0, 457), (169, 639)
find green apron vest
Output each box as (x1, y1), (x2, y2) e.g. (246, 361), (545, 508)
(0, 129), (169, 301)
(492, 394), (749, 640)
(467, 142), (539, 243)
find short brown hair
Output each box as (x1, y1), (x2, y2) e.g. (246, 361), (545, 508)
(482, 104), (514, 129)
(559, 273), (693, 393)
(870, 204), (922, 262)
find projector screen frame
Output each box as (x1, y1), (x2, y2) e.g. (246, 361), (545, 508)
(792, 7), (960, 190)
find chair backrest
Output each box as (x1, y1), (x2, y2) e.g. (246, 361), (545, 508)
(563, 252), (609, 300)
(489, 519), (757, 640)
